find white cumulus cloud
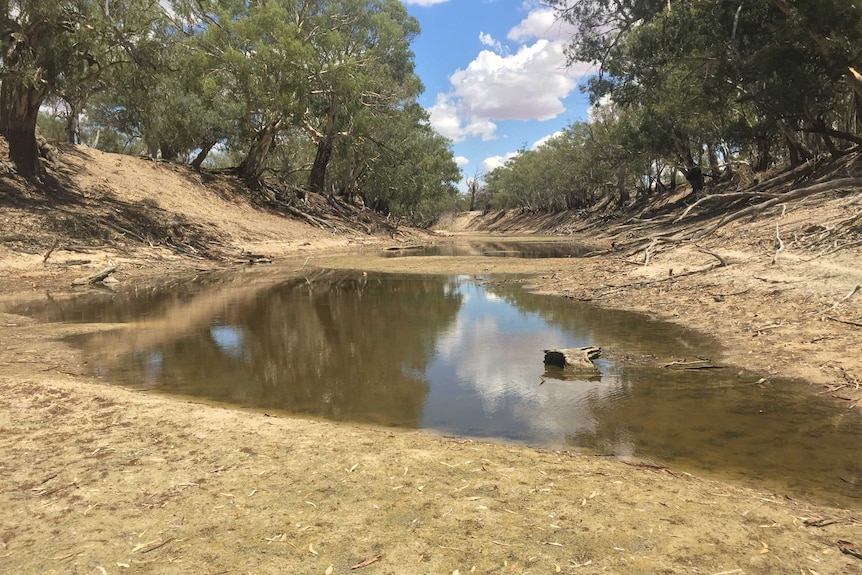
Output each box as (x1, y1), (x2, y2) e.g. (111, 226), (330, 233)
(532, 130), (564, 150)
(454, 156), (470, 166)
(482, 152), (518, 172)
(507, 7), (578, 43)
(478, 32), (504, 54)
(450, 40), (577, 122)
(428, 7), (595, 144)
(428, 93), (497, 143)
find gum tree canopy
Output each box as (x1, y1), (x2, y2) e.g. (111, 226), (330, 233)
(1, 0), (460, 226)
(0, 0), (165, 177)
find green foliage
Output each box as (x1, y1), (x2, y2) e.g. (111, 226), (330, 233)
(485, 110), (654, 213)
(358, 104), (461, 226)
(36, 112), (65, 143)
(1, 0), (461, 227)
(477, 0), (862, 213)
(0, 0), (168, 174)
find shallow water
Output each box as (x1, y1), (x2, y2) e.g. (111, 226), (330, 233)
(11, 270), (862, 507)
(380, 240), (592, 259)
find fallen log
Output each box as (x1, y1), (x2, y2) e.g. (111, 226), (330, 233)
(543, 346), (601, 371)
(71, 265), (117, 286)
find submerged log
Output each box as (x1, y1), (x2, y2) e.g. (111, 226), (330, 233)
(543, 346), (601, 371)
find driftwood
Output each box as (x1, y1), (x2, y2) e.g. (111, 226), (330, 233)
(695, 177), (862, 240)
(543, 346), (601, 371)
(661, 358), (721, 370)
(234, 253), (273, 264)
(674, 159), (819, 224)
(71, 265), (117, 286)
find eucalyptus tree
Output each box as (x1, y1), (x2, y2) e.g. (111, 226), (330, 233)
(176, 0), (425, 190)
(0, 0), (168, 176)
(174, 0), (311, 186)
(354, 103), (460, 225)
(88, 33), (243, 166)
(552, 0), (862, 177)
(300, 0), (422, 194)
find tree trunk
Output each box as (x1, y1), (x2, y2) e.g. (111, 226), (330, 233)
(706, 142), (721, 179)
(720, 146), (734, 179)
(544, 347), (601, 371)
(683, 166), (704, 192)
(240, 115), (282, 188)
(191, 139), (216, 171)
(308, 133), (334, 193)
(0, 77), (48, 177)
(616, 171), (630, 206)
(752, 136), (772, 172)
(671, 130), (704, 192)
(308, 96), (337, 194)
(654, 161), (666, 193)
(64, 100), (81, 144)
(777, 119), (811, 167)
(159, 142), (178, 162)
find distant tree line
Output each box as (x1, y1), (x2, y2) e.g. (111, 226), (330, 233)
(0, 0), (460, 226)
(482, 0), (862, 212)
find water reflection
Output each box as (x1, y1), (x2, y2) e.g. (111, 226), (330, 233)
(76, 271), (463, 427)
(381, 240), (592, 259)
(13, 270), (861, 507)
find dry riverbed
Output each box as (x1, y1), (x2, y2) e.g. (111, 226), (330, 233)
(1, 145), (862, 573)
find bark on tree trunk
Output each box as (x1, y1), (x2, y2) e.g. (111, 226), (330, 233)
(64, 101), (80, 144)
(308, 96), (337, 194)
(191, 139), (216, 172)
(309, 133), (334, 193)
(240, 115), (282, 188)
(0, 77), (48, 177)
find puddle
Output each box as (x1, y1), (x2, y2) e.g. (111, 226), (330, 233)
(381, 240), (592, 258)
(10, 270), (862, 507)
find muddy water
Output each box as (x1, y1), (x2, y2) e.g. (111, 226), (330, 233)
(380, 240), (592, 258)
(12, 270), (862, 507)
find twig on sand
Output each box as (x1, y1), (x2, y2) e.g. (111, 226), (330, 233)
(825, 315), (862, 328)
(43, 238), (60, 263)
(830, 284), (860, 310)
(771, 223), (784, 265)
(350, 554), (382, 570)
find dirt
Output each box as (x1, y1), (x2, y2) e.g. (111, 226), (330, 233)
(1, 144), (861, 574)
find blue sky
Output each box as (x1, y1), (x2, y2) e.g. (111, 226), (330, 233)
(403, 0), (594, 185)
